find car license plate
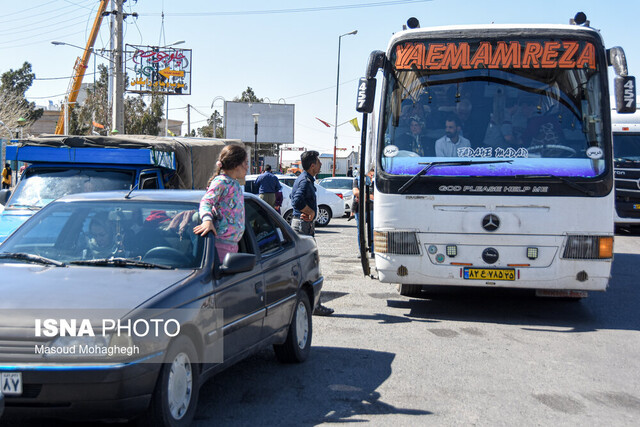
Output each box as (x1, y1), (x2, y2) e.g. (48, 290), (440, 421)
(464, 268), (515, 281)
(1, 372), (22, 396)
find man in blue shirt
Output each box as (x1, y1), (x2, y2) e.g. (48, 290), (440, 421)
(291, 151), (333, 316)
(254, 164), (282, 209)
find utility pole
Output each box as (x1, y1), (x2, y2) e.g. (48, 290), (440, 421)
(187, 104), (191, 136)
(111, 0), (124, 133)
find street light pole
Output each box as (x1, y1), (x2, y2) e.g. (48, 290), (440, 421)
(333, 30), (357, 177)
(252, 113), (260, 174)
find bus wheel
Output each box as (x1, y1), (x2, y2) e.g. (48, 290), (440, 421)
(398, 284), (423, 297)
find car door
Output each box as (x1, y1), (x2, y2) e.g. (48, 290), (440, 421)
(213, 229), (265, 360)
(244, 200), (299, 338)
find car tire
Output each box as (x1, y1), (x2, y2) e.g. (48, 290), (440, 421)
(283, 209), (294, 224)
(143, 335), (200, 427)
(398, 284), (423, 297)
(315, 205), (331, 227)
(273, 291), (312, 363)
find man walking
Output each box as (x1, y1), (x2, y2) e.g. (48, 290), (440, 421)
(254, 164), (281, 208)
(291, 151), (334, 316)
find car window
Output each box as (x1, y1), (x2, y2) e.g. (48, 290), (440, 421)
(245, 201), (290, 256)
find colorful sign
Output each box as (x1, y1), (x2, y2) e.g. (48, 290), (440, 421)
(125, 45), (192, 95)
(395, 41), (596, 71)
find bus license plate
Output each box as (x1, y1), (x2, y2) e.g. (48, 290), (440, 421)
(1, 372), (22, 395)
(464, 268), (515, 281)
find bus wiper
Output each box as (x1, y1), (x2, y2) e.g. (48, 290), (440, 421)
(615, 156), (640, 162)
(515, 174), (594, 196)
(69, 257), (174, 269)
(398, 160), (513, 194)
(0, 252), (66, 267)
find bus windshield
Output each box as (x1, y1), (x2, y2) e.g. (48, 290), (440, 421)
(614, 133), (640, 161)
(381, 38), (607, 179)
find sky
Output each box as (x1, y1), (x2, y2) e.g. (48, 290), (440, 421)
(2, 0), (639, 159)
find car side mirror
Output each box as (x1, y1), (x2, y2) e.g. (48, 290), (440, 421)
(0, 189), (11, 206)
(218, 253), (256, 275)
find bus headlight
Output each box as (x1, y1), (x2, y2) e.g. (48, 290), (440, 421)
(374, 231), (420, 255)
(562, 235), (613, 259)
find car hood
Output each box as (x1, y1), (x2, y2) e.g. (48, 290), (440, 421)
(0, 210), (33, 242)
(0, 264), (194, 314)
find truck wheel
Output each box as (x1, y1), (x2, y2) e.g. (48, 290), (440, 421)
(315, 205), (331, 227)
(273, 291), (312, 363)
(144, 336), (200, 427)
(398, 284), (423, 297)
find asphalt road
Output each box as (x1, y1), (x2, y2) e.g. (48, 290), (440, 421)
(192, 218), (640, 426)
(3, 218), (639, 426)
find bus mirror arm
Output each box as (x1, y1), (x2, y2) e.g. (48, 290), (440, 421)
(366, 50), (385, 79)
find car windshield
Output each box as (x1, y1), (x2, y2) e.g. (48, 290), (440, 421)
(8, 168), (135, 208)
(381, 37), (607, 178)
(0, 200), (204, 269)
(319, 178), (354, 190)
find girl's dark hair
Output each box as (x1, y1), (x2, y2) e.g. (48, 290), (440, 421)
(208, 144), (248, 185)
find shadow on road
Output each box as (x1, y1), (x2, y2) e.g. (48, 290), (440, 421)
(380, 253), (640, 333)
(194, 347), (431, 426)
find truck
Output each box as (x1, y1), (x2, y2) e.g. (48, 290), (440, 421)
(354, 13), (636, 298)
(0, 134), (242, 242)
(612, 111), (640, 230)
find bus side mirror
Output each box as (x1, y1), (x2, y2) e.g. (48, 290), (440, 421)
(356, 78), (377, 113)
(614, 76), (636, 113)
(608, 47), (636, 113)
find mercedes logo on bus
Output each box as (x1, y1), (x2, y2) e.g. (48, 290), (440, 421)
(482, 247), (499, 264)
(482, 214), (500, 231)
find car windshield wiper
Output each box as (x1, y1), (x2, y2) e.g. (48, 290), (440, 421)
(514, 174), (594, 196)
(398, 160), (513, 194)
(0, 252), (66, 267)
(7, 204), (41, 210)
(69, 257), (174, 269)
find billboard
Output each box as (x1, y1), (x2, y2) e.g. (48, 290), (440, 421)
(125, 45), (192, 95)
(224, 102), (294, 144)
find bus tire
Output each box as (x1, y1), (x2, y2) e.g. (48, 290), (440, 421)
(398, 284), (423, 297)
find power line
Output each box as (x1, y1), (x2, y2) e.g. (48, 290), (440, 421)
(34, 71), (99, 81)
(0, 10), (89, 36)
(0, 29), (88, 50)
(0, 1), (87, 25)
(0, 15), (94, 46)
(141, 0), (432, 17)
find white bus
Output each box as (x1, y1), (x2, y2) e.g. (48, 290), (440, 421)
(612, 111), (640, 228)
(355, 14), (636, 298)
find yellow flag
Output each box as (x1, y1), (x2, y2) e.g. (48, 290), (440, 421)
(350, 117), (360, 132)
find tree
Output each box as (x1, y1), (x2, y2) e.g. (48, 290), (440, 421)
(0, 61), (43, 130)
(233, 86), (263, 103)
(1, 62), (36, 95)
(197, 110), (223, 138)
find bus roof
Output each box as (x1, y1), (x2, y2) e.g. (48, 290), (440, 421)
(388, 23), (602, 51)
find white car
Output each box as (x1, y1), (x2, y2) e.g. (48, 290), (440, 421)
(245, 174), (344, 226)
(317, 177), (356, 214)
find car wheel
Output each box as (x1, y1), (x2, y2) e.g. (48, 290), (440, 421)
(315, 205), (331, 227)
(398, 284), (423, 297)
(144, 336), (199, 427)
(273, 291), (312, 363)
(284, 209), (293, 224)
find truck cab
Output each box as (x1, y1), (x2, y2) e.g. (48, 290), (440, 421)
(0, 146), (173, 242)
(612, 111), (640, 229)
